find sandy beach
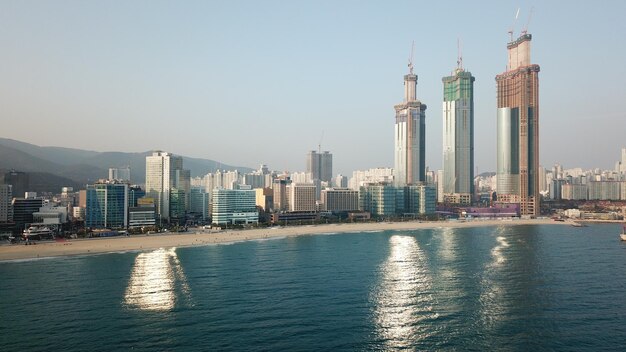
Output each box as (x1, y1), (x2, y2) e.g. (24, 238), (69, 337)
(0, 218), (567, 261)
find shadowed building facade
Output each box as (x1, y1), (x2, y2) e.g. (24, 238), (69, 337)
(496, 33), (540, 216)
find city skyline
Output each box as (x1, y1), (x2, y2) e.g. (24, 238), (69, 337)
(1, 1), (625, 175)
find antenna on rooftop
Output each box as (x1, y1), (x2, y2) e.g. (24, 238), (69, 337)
(521, 6), (534, 35)
(457, 37), (463, 71)
(508, 7), (520, 41)
(318, 130), (324, 153)
(408, 40), (415, 74)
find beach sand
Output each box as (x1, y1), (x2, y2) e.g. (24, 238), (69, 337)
(0, 218), (566, 261)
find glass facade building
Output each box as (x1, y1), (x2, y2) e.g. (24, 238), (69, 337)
(86, 181), (128, 229)
(442, 68), (475, 202)
(496, 33), (540, 216)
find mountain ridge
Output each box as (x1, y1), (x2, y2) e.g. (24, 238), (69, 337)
(0, 137), (253, 192)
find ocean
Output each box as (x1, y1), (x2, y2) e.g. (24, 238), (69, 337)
(1, 224), (625, 351)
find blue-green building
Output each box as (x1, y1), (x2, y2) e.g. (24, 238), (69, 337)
(86, 180), (128, 229)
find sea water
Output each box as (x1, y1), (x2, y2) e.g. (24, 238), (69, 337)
(1, 224), (625, 351)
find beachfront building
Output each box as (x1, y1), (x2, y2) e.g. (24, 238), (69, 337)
(86, 180), (129, 229)
(12, 195), (44, 231)
(394, 58), (427, 187)
(320, 188), (359, 212)
(442, 59), (475, 204)
(145, 151), (183, 222)
(211, 185), (258, 225)
(287, 183), (317, 212)
(359, 183), (436, 217)
(496, 33), (540, 216)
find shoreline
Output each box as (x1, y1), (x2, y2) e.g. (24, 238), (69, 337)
(0, 218), (570, 262)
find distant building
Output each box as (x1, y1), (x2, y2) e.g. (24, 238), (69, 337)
(129, 198), (156, 228)
(272, 177), (292, 212)
(306, 150), (333, 182)
(108, 167), (131, 182)
(169, 188), (187, 223)
(0, 170), (29, 198)
(211, 186), (258, 225)
(86, 180), (129, 229)
(334, 174), (348, 188)
(189, 186), (209, 220)
(0, 184), (13, 223)
(174, 169), (191, 211)
(561, 184), (588, 200)
(32, 205), (68, 227)
(255, 187), (273, 212)
(588, 181), (621, 200)
(321, 188), (359, 212)
(145, 151), (183, 222)
(349, 168), (394, 190)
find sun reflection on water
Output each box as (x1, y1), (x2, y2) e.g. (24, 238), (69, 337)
(124, 248), (190, 311)
(479, 228), (510, 329)
(373, 235), (437, 349)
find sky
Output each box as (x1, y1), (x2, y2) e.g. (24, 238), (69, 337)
(1, 0), (625, 176)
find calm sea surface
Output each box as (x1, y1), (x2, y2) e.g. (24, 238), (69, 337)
(1, 224), (625, 351)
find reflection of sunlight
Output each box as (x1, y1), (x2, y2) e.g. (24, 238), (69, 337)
(125, 248), (190, 311)
(374, 235), (437, 349)
(489, 235), (509, 268)
(479, 228), (510, 328)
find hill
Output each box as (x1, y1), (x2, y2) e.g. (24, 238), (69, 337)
(0, 137), (253, 192)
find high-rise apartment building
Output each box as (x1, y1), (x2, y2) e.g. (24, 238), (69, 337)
(394, 61), (426, 186)
(145, 151), (183, 222)
(442, 62), (475, 203)
(306, 151), (333, 182)
(496, 33), (540, 216)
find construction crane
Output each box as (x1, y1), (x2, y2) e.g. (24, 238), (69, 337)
(521, 7), (534, 35)
(508, 7), (520, 41)
(408, 40), (415, 74)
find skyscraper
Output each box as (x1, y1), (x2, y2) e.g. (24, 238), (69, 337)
(442, 60), (475, 203)
(306, 150), (333, 182)
(394, 60), (426, 186)
(496, 33), (540, 216)
(145, 151), (183, 222)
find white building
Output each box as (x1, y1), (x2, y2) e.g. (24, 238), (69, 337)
(108, 167), (131, 182)
(348, 168), (395, 190)
(394, 61), (426, 186)
(145, 151), (183, 221)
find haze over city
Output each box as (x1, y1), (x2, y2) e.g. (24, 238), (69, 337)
(1, 0), (625, 175)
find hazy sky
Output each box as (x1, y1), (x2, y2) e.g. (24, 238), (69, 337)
(1, 0), (625, 175)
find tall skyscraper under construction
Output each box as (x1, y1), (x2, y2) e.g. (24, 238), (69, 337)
(442, 54), (475, 204)
(496, 33), (540, 216)
(394, 50), (426, 186)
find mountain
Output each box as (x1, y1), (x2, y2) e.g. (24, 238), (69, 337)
(0, 137), (253, 192)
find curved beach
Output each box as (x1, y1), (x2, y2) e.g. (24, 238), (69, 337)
(0, 218), (565, 261)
